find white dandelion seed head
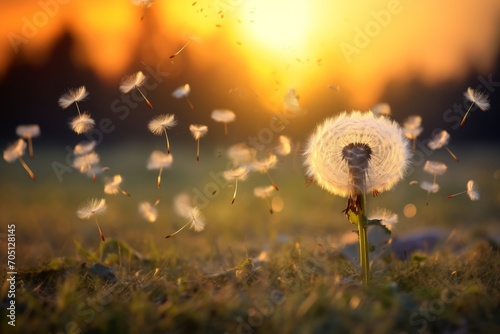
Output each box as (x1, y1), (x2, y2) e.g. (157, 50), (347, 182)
(251, 153), (278, 173)
(119, 71), (147, 94)
(464, 87), (490, 111)
(303, 111), (411, 198)
(3, 139), (27, 163)
(189, 124), (208, 140)
(253, 185), (275, 199)
(77, 198), (107, 219)
(423, 160), (447, 176)
(275, 135), (292, 156)
(16, 124), (41, 138)
(211, 109), (236, 123)
(223, 166), (249, 181)
(104, 174), (124, 195)
(188, 207), (206, 232)
(428, 130), (450, 150)
(70, 113), (95, 134)
(73, 152), (100, 173)
(371, 103), (391, 117)
(58, 86), (88, 109)
(172, 84), (191, 98)
(146, 150), (173, 170)
(148, 114), (177, 135)
(74, 140), (97, 156)
(368, 208), (398, 226)
(466, 180), (480, 201)
(138, 201), (158, 223)
(420, 181), (440, 193)
(403, 115), (423, 140)
(173, 193), (193, 218)
(227, 143), (256, 167)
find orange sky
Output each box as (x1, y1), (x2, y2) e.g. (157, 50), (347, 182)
(1, 0), (499, 110)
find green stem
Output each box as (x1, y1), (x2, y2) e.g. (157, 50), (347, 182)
(347, 194), (369, 285)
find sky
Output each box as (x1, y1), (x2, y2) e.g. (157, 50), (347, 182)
(1, 0), (499, 143)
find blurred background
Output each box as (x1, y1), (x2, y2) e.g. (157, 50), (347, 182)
(0, 0), (499, 264)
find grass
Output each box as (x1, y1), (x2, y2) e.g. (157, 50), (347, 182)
(1, 143), (499, 333)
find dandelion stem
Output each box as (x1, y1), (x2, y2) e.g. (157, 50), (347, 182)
(136, 87), (153, 109)
(460, 103), (474, 127)
(231, 179), (238, 204)
(346, 194), (369, 285)
(169, 39), (191, 59)
(185, 96), (194, 111)
(75, 102), (82, 116)
(18, 157), (35, 180)
(165, 221), (190, 238)
(266, 198), (273, 214)
(447, 190), (466, 198)
(164, 128), (171, 154)
(196, 138), (200, 162)
(120, 188), (131, 197)
(266, 171), (279, 191)
(158, 165), (163, 189)
(27, 136), (34, 159)
(444, 145), (459, 162)
(95, 218), (105, 242)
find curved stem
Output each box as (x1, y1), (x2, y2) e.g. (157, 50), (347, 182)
(164, 128), (171, 154)
(231, 179), (238, 204)
(137, 87), (153, 109)
(346, 194), (369, 285)
(460, 103), (474, 127)
(18, 157), (35, 180)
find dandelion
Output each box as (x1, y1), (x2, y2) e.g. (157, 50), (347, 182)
(119, 71), (153, 109)
(428, 130), (459, 162)
(3, 139), (35, 180)
(104, 174), (131, 197)
(461, 87), (490, 127)
(251, 153), (280, 190)
(371, 103), (391, 117)
(148, 114), (177, 154)
(147, 150), (173, 188)
(253, 185), (275, 214)
(73, 151), (100, 182)
(138, 201), (158, 223)
(403, 115), (423, 151)
(274, 135), (291, 156)
(77, 198), (107, 242)
(223, 166), (249, 204)
(211, 109), (236, 135)
(368, 208), (398, 229)
(303, 111), (410, 285)
(58, 86), (88, 115)
(166, 193), (205, 238)
(227, 143), (256, 167)
(16, 124), (40, 159)
(70, 112), (95, 134)
(189, 124), (208, 162)
(422, 160), (447, 205)
(73, 140), (96, 156)
(172, 84), (194, 110)
(447, 180), (480, 201)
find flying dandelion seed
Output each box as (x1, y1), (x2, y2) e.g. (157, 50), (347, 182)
(227, 143), (256, 167)
(58, 86), (88, 115)
(428, 130), (459, 162)
(251, 153), (280, 190)
(119, 71), (153, 109)
(148, 114), (177, 154)
(253, 185), (276, 213)
(303, 111), (410, 285)
(283, 89), (303, 115)
(3, 138), (35, 180)
(70, 112), (95, 134)
(73, 140), (96, 156)
(72, 151), (100, 182)
(104, 174), (131, 197)
(189, 124), (208, 162)
(461, 87), (490, 127)
(146, 150), (173, 189)
(447, 180), (480, 201)
(403, 115), (423, 152)
(131, 0), (155, 20)
(223, 166), (249, 204)
(138, 201), (158, 223)
(371, 103), (391, 117)
(77, 198), (107, 242)
(368, 208), (398, 230)
(422, 160), (447, 205)
(274, 135), (292, 156)
(16, 124), (40, 159)
(167, 194), (206, 238)
(172, 84), (194, 110)
(169, 39), (192, 59)
(211, 109), (236, 136)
